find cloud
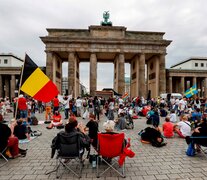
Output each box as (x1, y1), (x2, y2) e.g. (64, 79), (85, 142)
(1, 0), (207, 90)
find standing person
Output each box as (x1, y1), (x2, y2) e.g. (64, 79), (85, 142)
(93, 96), (100, 121)
(75, 97), (82, 117)
(108, 97), (115, 120)
(88, 98), (94, 114)
(38, 101), (43, 113)
(82, 97), (88, 115)
(17, 94), (28, 121)
(178, 98), (187, 116)
(45, 101), (52, 121)
(63, 96), (70, 119)
(53, 96), (59, 115)
(31, 99), (36, 118)
(85, 113), (99, 148)
(162, 117), (174, 138)
(194, 98), (201, 109)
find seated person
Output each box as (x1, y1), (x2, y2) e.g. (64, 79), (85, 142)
(140, 127), (166, 147)
(115, 112), (126, 130)
(191, 108), (202, 128)
(170, 109), (177, 123)
(47, 111), (63, 129)
(13, 119), (30, 140)
(0, 118), (26, 158)
(160, 107), (168, 117)
(174, 114), (191, 138)
(186, 118), (207, 147)
(150, 110), (160, 128)
(51, 117), (90, 158)
(117, 105), (124, 117)
(84, 113), (99, 148)
(162, 117), (174, 138)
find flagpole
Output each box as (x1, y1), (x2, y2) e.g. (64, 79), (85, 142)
(14, 54), (26, 120)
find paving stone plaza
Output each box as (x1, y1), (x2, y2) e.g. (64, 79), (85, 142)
(1, 112), (207, 180)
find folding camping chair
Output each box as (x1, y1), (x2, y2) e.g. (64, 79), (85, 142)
(46, 133), (84, 178)
(96, 132), (126, 178)
(190, 136), (207, 158)
(0, 146), (9, 168)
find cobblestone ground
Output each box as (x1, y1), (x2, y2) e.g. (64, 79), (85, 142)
(1, 112), (207, 180)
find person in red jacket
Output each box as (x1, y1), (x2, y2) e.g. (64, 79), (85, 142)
(46, 111), (62, 129)
(17, 94), (28, 120)
(53, 96), (59, 115)
(162, 117), (174, 138)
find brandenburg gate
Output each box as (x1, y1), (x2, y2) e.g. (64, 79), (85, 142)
(40, 25), (171, 98)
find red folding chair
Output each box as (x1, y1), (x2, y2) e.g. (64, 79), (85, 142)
(96, 132), (125, 178)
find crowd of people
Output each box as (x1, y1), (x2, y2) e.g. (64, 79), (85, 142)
(1, 93), (207, 161)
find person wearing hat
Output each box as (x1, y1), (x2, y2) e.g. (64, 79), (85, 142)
(17, 94), (28, 120)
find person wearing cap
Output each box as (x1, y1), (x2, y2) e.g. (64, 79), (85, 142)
(17, 94), (28, 120)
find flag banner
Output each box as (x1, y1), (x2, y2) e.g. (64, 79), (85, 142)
(184, 85), (198, 98)
(122, 92), (129, 101)
(20, 54), (59, 102)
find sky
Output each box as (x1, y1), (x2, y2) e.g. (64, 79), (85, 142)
(1, 0), (207, 92)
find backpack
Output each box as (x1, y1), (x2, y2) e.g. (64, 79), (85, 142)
(186, 142), (195, 156)
(31, 116), (38, 125)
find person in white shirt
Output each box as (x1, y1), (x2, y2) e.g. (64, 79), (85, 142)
(118, 98), (124, 107)
(178, 98), (187, 116)
(174, 114), (191, 138)
(63, 96), (70, 119)
(194, 98), (201, 109)
(170, 109), (177, 123)
(75, 97), (82, 117)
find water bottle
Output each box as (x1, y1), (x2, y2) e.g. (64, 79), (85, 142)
(92, 154), (96, 168)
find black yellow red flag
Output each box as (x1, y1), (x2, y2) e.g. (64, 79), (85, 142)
(20, 54), (59, 102)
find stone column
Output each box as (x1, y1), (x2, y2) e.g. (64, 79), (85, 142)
(90, 53), (97, 96)
(68, 52), (76, 97)
(113, 56), (119, 92)
(169, 76), (172, 93)
(76, 59), (80, 97)
(193, 77), (197, 86)
(0, 75), (2, 97)
(197, 79), (201, 97)
(181, 77), (185, 95)
(5, 77), (10, 98)
(159, 54), (166, 94)
(204, 77), (207, 98)
(46, 51), (54, 81)
(10, 75), (16, 98)
(139, 53), (146, 98)
(130, 55), (139, 97)
(118, 53), (125, 95)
